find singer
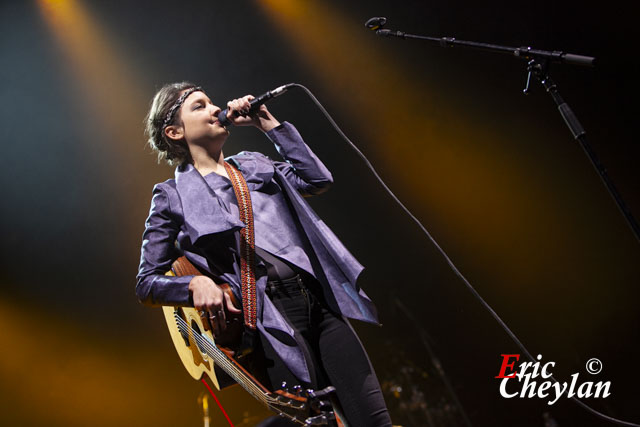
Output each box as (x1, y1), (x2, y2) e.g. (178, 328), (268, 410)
(136, 82), (392, 426)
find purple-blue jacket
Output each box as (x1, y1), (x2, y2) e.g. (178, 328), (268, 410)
(136, 122), (378, 382)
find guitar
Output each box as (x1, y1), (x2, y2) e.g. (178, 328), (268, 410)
(162, 256), (345, 426)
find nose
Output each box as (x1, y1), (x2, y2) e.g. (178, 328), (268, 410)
(210, 104), (222, 117)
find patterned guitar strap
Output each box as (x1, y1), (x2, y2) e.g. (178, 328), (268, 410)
(223, 161), (258, 336)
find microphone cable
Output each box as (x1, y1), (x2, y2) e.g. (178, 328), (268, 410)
(282, 82), (639, 427)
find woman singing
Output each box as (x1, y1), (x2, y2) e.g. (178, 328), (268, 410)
(136, 82), (391, 426)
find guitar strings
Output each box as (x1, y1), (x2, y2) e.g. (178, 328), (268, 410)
(174, 315), (271, 402)
(175, 315), (308, 424)
(176, 318), (296, 418)
(174, 314), (309, 420)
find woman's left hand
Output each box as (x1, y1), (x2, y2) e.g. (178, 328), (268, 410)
(226, 95), (281, 132)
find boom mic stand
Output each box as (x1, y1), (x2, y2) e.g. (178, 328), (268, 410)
(365, 17), (640, 244)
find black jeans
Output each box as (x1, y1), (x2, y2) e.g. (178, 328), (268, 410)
(260, 274), (392, 427)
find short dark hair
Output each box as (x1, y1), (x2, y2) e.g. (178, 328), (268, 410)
(144, 81), (198, 166)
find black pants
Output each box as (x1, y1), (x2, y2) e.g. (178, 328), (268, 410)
(259, 274), (392, 427)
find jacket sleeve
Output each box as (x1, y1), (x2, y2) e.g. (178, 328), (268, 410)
(265, 121), (333, 196)
(136, 184), (194, 306)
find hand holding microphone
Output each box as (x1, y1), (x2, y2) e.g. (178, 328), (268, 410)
(218, 84), (293, 131)
(223, 95), (271, 128)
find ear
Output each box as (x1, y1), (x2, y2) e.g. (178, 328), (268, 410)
(164, 124), (184, 141)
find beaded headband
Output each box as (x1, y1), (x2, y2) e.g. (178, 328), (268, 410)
(162, 86), (203, 129)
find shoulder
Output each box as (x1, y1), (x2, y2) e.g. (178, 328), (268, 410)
(228, 150), (271, 161)
(149, 178), (182, 217)
(227, 150), (274, 168)
(153, 178), (177, 194)
(226, 151), (279, 185)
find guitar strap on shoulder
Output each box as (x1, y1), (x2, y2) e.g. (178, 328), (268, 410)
(224, 161), (258, 331)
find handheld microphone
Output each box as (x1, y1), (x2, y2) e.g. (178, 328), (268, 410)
(218, 84), (293, 127)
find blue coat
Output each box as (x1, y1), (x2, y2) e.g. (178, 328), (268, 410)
(136, 122), (378, 382)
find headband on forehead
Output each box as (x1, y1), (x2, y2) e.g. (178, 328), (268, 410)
(162, 86), (203, 129)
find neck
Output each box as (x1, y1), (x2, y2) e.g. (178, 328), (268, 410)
(189, 140), (226, 177)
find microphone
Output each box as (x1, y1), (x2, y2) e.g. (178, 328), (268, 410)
(218, 84), (293, 127)
(365, 17), (387, 31)
(364, 17), (401, 38)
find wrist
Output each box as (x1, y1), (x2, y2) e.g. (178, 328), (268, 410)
(255, 111), (280, 132)
(189, 275), (210, 290)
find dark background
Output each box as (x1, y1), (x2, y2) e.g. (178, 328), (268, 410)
(1, 0), (638, 425)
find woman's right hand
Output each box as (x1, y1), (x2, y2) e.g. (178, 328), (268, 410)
(189, 275), (242, 336)
(226, 95), (280, 132)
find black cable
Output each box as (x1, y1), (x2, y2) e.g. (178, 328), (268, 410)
(288, 83), (640, 427)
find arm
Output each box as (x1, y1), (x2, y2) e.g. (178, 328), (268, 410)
(226, 96), (333, 196)
(136, 184), (194, 306)
(266, 122), (334, 196)
(136, 184), (241, 333)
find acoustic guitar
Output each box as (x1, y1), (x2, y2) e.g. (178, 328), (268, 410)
(162, 256), (345, 426)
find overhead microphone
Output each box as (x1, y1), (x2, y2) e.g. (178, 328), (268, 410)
(217, 83), (294, 127)
(364, 16), (387, 31)
(364, 17), (399, 37)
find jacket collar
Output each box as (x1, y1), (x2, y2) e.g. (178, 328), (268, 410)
(174, 163), (245, 245)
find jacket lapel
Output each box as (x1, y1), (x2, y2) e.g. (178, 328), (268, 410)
(175, 163), (245, 245)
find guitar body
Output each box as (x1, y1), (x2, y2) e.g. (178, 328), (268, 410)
(162, 305), (236, 390)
